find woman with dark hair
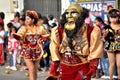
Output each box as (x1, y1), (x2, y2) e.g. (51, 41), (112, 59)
(37, 15), (51, 71)
(13, 10), (49, 80)
(103, 8), (120, 80)
(106, 5), (114, 25)
(94, 16), (106, 29)
(38, 15), (51, 71)
(11, 12), (20, 30)
(94, 17), (109, 79)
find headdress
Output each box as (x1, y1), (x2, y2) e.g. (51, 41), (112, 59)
(108, 9), (120, 17)
(26, 10), (39, 22)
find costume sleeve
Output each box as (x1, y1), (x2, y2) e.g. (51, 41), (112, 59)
(50, 27), (61, 61)
(88, 26), (103, 61)
(86, 58), (99, 77)
(40, 26), (49, 37)
(39, 26), (50, 42)
(13, 26), (26, 41)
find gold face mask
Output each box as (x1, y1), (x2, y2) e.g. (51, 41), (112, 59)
(65, 4), (83, 22)
(66, 9), (80, 22)
(65, 4), (83, 30)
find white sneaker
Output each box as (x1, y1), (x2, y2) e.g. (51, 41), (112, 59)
(113, 75), (118, 79)
(101, 75), (106, 78)
(101, 75), (110, 79)
(10, 66), (17, 71)
(5, 66), (10, 69)
(104, 76), (110, 79)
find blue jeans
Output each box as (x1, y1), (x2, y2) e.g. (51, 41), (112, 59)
(7, 53), (13, 66)
(100, 58), (109, 76)
(114, 62), (118, 76)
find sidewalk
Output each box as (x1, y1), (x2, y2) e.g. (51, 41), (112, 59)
(0, 64), (109, 80)
(0, 65), (48, 80)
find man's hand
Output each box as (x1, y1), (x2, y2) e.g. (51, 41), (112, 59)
(46, 61), (60, 80)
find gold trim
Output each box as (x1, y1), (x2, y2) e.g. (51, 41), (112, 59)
(61, 61), (88, 66)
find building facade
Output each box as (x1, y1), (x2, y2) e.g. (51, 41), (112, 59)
(24, 0), (61, 21)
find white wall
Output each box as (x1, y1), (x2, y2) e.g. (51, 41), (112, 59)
(0, 0), (24, 30)
(0, 0), (11, 12)
(14, 0), (24, 12)
(0, 0), (13, 30)
(61, 0), (70, 14)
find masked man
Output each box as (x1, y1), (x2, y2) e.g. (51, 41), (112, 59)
(47, 4), (103, 80)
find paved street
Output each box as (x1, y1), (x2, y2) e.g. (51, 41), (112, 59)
(0, 65), (49, 80)
(0, 64), (107, 80)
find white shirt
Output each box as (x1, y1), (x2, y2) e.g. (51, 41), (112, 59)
(0, 30), (5, 43)
(8, 36), (20, 51)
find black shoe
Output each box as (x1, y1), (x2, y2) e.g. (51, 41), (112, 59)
(38, 68), (43, 71)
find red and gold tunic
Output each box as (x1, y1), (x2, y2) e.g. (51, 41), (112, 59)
(14, 25), (49, 61)
(48, 24), (103, 80)
(50, 24), (103, 65)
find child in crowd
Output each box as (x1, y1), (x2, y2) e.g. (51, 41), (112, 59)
(8, 26), (21, 71)
(5, 22), (14, 69)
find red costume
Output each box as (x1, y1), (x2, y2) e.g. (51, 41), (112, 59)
(46, 4), (103, 80)
(13, 25), (49, 61)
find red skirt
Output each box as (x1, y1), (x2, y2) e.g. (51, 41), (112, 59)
(60, 63), (91, 80)
(0, 43), (4, 64)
